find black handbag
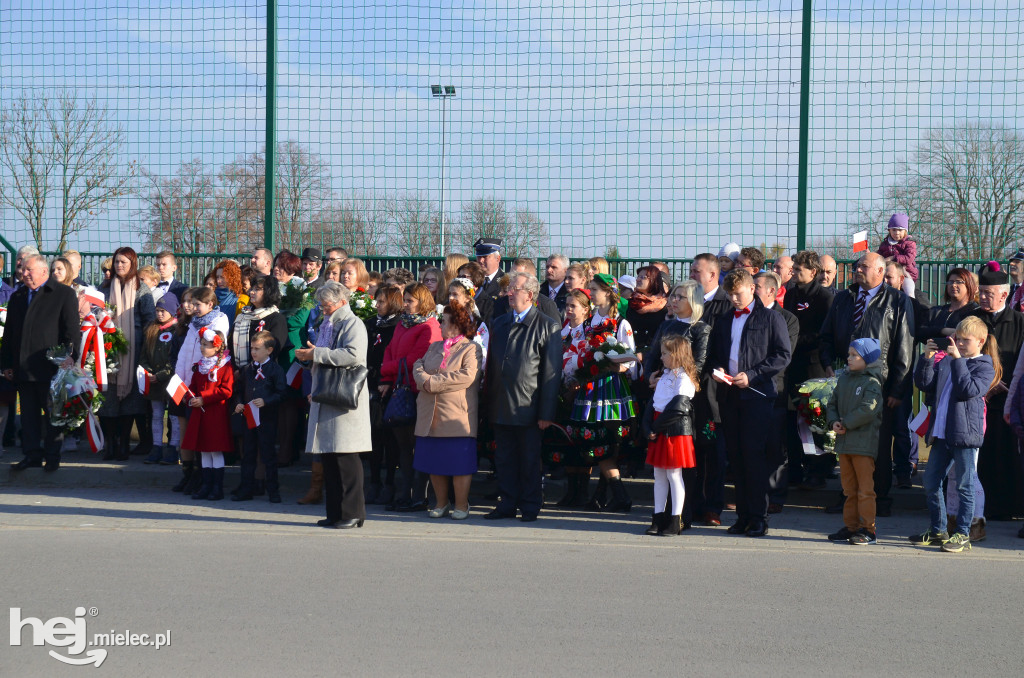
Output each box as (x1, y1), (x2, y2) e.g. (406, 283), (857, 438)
(311, 363), (369, 410)
(382, 358), (417, 426)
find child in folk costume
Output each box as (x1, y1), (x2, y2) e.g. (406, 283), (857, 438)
(182, 328), (234, 501)
(138, 294), (183, 465)
(568, 273), (637, 513)
(551, 289), (594, 507)
(642, 334), (699, 536)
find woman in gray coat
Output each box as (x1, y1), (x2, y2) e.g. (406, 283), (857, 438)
(294, 281), (371, 529)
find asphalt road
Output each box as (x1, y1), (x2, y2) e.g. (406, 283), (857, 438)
(2, 486), (1023, 677)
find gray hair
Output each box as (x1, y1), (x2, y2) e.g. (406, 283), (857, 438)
(23, 253), (48, 270)
(670, 280), (705, 323)
(17, 245), (39, 258)
(315, 280), (352, 306)
(510, 271), (540, 298)
(547, 253), (569, 268)
(755, 270), (782, 291)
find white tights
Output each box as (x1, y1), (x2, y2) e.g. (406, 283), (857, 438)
(653, 467), (685, 516)
(201, 452), (225, 469)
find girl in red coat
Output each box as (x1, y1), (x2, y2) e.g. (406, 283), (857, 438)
(182, 327), (234, 500)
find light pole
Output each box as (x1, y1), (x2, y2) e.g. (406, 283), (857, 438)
(431, 85), (456, 256)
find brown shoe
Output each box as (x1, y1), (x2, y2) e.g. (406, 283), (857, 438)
(297, 461), (324, 505)
(969, 517), (987, 543)
(767, 503), (783, 514)
(703, 512), (722, 526)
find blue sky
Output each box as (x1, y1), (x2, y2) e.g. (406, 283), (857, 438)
(2, 1), (1022, 259)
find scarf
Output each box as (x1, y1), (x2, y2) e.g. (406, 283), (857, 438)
(376, 313), (399, 329)
(215, 286), (238, 317)
(232, 305), (278, 367)
(401, 312), (431, 328)
(110, 277), (139, 399)
(439, 335), (465, 369)
(197, 354), (231, 382)
(191, 307), (227, 333)
(628, 292), (667, 314)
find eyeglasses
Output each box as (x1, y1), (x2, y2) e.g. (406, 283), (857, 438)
(508, 287), (527, 294)
(946, 280), (965, 287)
(669, 294), (686, 301)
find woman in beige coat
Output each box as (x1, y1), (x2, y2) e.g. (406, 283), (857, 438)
(412, 303), (483, 520)
(294, 282), (371, 529)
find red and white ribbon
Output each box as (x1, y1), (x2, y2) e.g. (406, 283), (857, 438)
(84, 405), (104, 454)
(79, 313), (117, 392)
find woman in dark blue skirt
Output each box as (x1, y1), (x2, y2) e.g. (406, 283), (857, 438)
(412, 303), (483, 520)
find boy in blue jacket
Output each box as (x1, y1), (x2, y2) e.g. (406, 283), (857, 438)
(232, 331), (288, 503)
(912, 316), (999, 553)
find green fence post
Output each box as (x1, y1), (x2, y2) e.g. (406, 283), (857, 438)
(796, 0), (813, 253)
(264, 0), (277, 252)
(0, 233), (16, 279)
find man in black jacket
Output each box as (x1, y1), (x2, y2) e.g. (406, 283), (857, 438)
(0, 255), (80, 472)
(688, 253), (733, 526)
(539, 253), (570, 313)
(485, 272), (561, 521)
(709, 269), (791, 537)
(819, 252), (914, 515)
(473, 238), (504, 304)
(783, 250), (835, 489)
(755, 272), (800, 513)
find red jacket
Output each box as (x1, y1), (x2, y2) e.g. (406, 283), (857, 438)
(380, 319), (441, 393)
(181, 359), (235, 452)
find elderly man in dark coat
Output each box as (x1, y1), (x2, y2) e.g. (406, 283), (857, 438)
(0, 254), (80, 472)
(484, 271), (561, 522)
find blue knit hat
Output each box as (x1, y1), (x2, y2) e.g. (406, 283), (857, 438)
(849, 337), (881, 365)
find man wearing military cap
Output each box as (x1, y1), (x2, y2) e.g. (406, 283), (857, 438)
(474, 237), (504, 303)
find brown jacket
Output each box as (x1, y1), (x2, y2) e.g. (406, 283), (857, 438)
(412, 338), (483, 438)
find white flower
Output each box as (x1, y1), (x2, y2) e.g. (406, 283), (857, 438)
(594, 351), (605, 361)
(607, 349), (619, 357)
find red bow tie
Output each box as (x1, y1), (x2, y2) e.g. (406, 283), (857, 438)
(733, 307), (751, 318)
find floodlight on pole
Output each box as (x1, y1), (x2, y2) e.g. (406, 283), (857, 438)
(431, 84), (456, 256)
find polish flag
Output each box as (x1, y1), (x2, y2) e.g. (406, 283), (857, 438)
(244, 401), (261, 429)
(910, 407), (931, 437)
(82, 288), (105, 308)
(852, 230), (869, 253)
(166, 374), (191, 406)
(286, 362), (303, 389)
(712, 368), (734, 385)
(136, 366), (152, 396)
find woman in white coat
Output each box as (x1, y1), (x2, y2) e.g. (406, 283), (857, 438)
(294, 281), (371, 529)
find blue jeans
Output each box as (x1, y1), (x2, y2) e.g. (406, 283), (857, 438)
(923, 439), (977, 536)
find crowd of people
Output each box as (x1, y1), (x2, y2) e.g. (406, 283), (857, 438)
(3, 215), (1024, 547)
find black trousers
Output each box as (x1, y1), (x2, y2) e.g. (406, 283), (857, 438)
(18, 382), (63, 463)
(720, 390), (773, 524)
(767, 396), (789, 504)
(241, 416), (279, 492)
(874, 401), (898, 507)
(493, 423), (543, 518)
(322, 453), (366, 522)
(393, 424), (428, 503)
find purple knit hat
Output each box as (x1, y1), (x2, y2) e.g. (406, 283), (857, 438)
(887, 213), (909, 232)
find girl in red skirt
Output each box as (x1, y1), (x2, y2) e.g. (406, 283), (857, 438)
(182, 327), (234, 501)
(642, 334), (698, 536)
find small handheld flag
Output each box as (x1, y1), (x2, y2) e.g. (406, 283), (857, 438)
(910, 407), (931, 438)
(852, 230), (869, 253)
(244, 401), (261, 429)
(286, 362), (303, 389)
(136, 366), (152, 396)
(166, 374), (191, 406)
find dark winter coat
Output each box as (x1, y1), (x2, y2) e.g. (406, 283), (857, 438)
(915, 353), (995, 449)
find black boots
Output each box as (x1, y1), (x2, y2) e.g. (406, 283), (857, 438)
(115, 415), (133, 461)
(645, 512), (667, 535)
(605, 477), (632, 513)
(131, 411), (153, 458)
(172, 460), (194, 492)
(100, 418), (118, 460)
(661, 514), (682, 536)
(192, 467), (225, 501)
(585, 476), (609, 511)
(556, 474), (582, 507)
(192, 467), (214, 499)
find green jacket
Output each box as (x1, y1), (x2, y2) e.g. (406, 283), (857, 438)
(825, 363), (884, 458)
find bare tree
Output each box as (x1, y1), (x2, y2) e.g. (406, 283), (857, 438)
(853, 123), (1024, 260)
(805, 234), (849, 259)
(455, 197), (548, 258)
(392, 193), (445, 256)
(137, 159), (220, 253)
(0, 90), (131, 250)
(313, 192), (389, 256)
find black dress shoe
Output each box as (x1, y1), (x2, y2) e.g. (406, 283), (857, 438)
(397, 499), (428, 512)
(44, 459), (60, 473)
(231, 493), (254, 502)
(11, 457), (42, 471)
(268, 492), (282, 504)
(519, 514), (538, 522)
(483, 510), (517, 520)
(726, 520), (748, 534)
(330, 518), (364, 529)
(746, 521), (769, 537)
(316, 518), (334, 527)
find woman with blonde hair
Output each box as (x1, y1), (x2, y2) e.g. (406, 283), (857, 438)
(564, 262), (592, 293)
(441, 253), (470, 303)
(588, 257), (610, 276)
(340, 258), (371, 292)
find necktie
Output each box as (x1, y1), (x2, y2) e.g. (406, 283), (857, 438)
(549, 287), (557, 300)
(853, 290), (867, 327)
(733, 306), (750, 319)
(27, 289), (34, 305)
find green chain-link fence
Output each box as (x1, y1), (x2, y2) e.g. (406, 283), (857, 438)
(2, 2), (1023, 279)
